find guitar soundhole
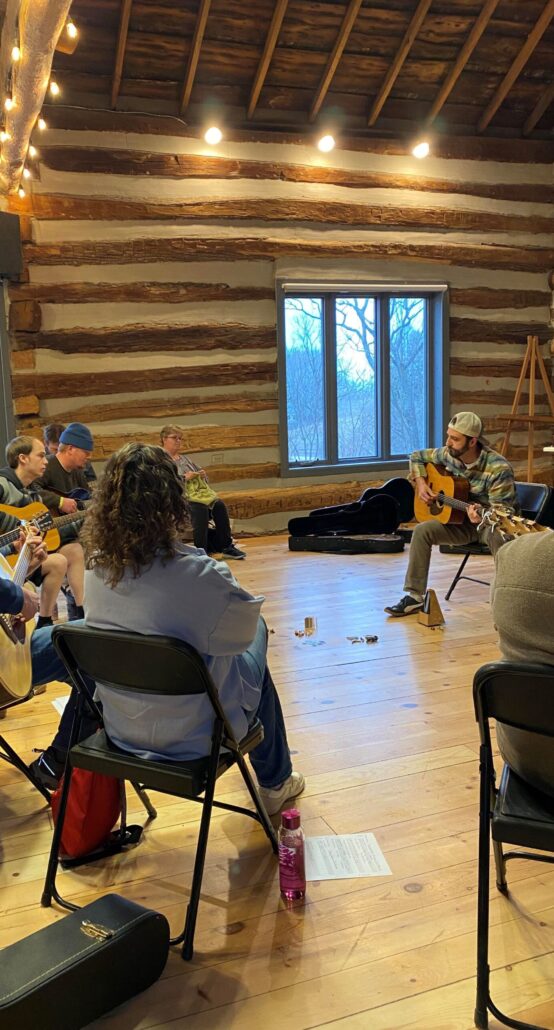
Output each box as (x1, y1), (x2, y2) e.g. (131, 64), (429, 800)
(429, 495), (444, 516)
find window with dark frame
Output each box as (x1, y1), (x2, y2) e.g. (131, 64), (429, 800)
(278, 286), (448, 476)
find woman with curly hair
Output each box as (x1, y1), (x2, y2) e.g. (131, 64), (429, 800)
(76, 442), (304, 814)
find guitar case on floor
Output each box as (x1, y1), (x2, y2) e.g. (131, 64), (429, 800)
(288, 477), (413, 553)
(289, 533), (405, 554)
(0, 894), (169, 1030)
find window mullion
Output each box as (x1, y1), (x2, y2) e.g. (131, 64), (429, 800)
(325, 296), (338, 464)
(379, 296), (391, 461)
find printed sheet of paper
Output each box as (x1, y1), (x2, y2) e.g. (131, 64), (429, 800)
(52, 695), (70, 716)
(305, 833), (391, 880)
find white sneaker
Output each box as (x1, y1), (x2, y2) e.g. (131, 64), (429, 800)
(258, 771), (305, 816)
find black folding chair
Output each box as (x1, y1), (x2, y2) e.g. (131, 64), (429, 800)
(473, 661), (554, 1029)
(441, 482), (552, 600)
(42, 624), (278, 960)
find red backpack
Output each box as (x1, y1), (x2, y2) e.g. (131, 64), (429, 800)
(51, 769), (123, 860)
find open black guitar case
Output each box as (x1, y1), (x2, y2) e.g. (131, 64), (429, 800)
(288, 477), (414, 554)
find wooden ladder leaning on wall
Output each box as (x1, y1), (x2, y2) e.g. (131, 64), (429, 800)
(496, 334), (554, 483)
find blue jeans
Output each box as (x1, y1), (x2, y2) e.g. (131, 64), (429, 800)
(31, 622), (98, 753)
(238, 617), (292, 789)
(31, 625), (73, 687)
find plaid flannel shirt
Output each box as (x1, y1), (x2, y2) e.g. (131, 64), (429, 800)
(409, 445), (517, 512)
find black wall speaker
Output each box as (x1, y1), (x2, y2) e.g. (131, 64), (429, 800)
(0, 212), (23, 278)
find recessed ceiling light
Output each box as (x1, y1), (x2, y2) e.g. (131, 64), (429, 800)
(204, 126), (222, 145)
(66, 21), (78, 39)
(49, 81), (60, 97)
(37, 117), (47, 131)
(11, 46), (20, 62)
(317, 134), (335, 153)
(412, 140), (430, 159)
(18, 186), (25, 198)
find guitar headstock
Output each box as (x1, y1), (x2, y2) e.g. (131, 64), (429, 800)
(481, 506), (542, 540)
(28, 511), (54, 534)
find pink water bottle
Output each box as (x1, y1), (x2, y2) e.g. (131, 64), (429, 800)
(278, 808), (306, 901)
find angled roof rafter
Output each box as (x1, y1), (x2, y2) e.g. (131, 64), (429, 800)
(111, 0), (133, 109)
(179, 0), (212, 116)
(247, 0), (289, 120)
(309, 0), (364, 123)
(367, 0), (432, 127)
(424, 0), (501, 127)
(478, 0), (554, 133)
(523, 81), (554, 136)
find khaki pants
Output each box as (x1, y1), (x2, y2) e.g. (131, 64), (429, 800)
(404, 519), (504, 597)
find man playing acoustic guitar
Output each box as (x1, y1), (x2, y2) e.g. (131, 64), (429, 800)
(385, 411), (516, 617)
(0, 437), (86, 625)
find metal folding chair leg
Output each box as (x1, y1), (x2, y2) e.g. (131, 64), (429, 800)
(0, 734), (51, 803)
(445, 554), (491, 600)
(235, 751), (278, 853)
(475, 744), (492, 1029)
(175, 724), (223, 960)
(41, 760), (78, 912)
(131, 782), (157, 820)
(492, 840), (507, 893)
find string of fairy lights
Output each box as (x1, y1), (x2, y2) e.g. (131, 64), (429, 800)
(0, 16), (78, 196)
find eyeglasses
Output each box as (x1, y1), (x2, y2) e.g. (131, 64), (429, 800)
(166, 434), (182, 440)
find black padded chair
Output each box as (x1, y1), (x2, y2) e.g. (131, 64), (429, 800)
(42, 624), (278, 960)
(440, 481), (552, 600)
(473, 661), (554, 1030)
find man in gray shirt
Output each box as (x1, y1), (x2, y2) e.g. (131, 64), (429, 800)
(491, 529), (554, 798)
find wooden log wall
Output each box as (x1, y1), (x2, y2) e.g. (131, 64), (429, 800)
(6, 112), (554, 532)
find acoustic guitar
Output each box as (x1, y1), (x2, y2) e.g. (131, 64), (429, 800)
(0, 502), (88, 567)
(413, 464), (549, 540)
(0, 539), (37, 706)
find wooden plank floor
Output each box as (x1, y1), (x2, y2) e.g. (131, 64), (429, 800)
(1, 536), (553, 1029)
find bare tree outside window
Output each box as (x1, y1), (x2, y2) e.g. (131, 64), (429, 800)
(389, 297), (426, 454)
(282, 290), (436, 470)
(284, 298), (325, 463)
(335, 297), (376, 459)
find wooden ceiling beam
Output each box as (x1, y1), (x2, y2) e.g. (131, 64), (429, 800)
(367, 0), (432, 127)
(247, 0), (289, 120)
(424, 0), (501, 127)
(309, 0), (363, 123)
(478, 0), (554, 133)
(179, 0), (212, 115)
(111, 0), (133, 109)
(523, 81), (554, 136)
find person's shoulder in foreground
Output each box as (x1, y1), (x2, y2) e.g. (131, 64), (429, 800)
(492, 529), (554, 665)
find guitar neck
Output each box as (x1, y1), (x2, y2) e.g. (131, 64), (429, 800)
(53, 509), (86, 530)
(11, 542), (32, 587)
(0, 507), (86, 555)
(0, 525), (23, 548)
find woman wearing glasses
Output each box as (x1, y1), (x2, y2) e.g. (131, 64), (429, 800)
(160, 425), (246, 560)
